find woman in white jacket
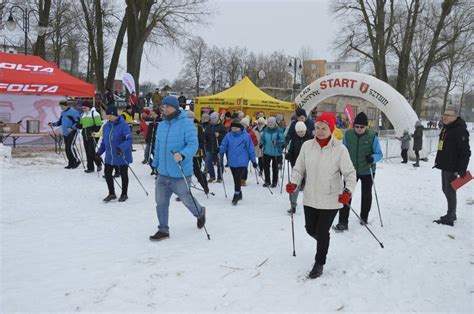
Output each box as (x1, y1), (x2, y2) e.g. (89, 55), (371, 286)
(286, 112), (356, 279)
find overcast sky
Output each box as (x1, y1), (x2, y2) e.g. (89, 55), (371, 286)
(129, 0), (340, 85)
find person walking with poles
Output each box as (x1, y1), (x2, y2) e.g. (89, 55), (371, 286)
(96, 105), (133, 202)
(149, 96), (206, 241)
(433, 106), (471, 226)
(48, 100), (81, 169)
(76, 101), (102, 173)
(412, 120), (424, 167)
(286, 112), (356, 279)
(333, 112), (383, 231)
(203, 112), (226, 183)
(187, 111), (210, 195)
(260, 116), (284, 188)
(285, 121), (313, 214)
(219, 118), (258, 205)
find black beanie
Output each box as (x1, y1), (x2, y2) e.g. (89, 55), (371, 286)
(354, 112), (368, 126)
(230, 118), (243, 130)
(295, 108), (307, 118)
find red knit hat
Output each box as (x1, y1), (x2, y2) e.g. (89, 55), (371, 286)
(315, 112), (336, 133)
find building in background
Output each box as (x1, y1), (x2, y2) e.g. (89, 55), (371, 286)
(303, 60), (360, 85)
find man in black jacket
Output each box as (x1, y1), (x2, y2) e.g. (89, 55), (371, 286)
(203, 112), (227, 182)
(433, 106), (471, 226)
(285, 108), (315, 144)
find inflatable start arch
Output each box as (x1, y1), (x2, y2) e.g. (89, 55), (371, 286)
(295, 72), (419, 136)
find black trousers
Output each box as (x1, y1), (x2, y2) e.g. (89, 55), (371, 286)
(83, 136), (100, 171)
(258, 157), (264, 172)
(263, 154), (279, 185)
(338, 173), (374, 224)
(104, 164), (129, 196)
(441, 170), (457, 219)
(414, 150), (420, 163)
(230, 167), (246, 193)
(193, 157), (209, 192)
(64, 131), (78, 166)
(304, 206), (338, 265)
(401, 149), (408, 162)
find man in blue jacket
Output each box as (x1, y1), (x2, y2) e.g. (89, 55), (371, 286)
(48, 100), (81, 169)
(150, 96), (206, 241)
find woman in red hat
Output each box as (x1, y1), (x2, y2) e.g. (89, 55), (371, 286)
(286, 112), (356, 279)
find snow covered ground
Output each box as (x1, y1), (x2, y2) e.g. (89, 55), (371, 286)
(1, 136), (473, 313)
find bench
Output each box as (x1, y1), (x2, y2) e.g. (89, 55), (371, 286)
(0, 132), (63, 153)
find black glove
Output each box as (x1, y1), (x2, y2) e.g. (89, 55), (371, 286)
(252, 162), (258, 168)
(95, 153), (102, 164)
(75, 122), (82, 129)
(116, 147), (123, 156)
(458, 170), (467, 178)
(366, 153), (374, 164)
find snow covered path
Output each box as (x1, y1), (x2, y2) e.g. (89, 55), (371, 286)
(1, 141), (473, 312)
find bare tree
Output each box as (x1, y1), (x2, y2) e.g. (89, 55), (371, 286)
(299, 45), (315, 88)
(33, 0), (52, 58)
(182, 36), (208, 96)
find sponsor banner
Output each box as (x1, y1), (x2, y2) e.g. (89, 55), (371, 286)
(122, 73), (136, 94)
(0, 62), (55, 73)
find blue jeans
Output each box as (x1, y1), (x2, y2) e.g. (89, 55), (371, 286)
(205, 151), (223, 180)
(155, 174), (205, 233)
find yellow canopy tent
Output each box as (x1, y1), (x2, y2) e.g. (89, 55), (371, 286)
(194, 76), (296, 122)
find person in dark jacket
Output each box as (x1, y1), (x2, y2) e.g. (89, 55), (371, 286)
(396, 129), (411, 163)
(96, 105), (133, 202)
(76, 101), (102, 173)
(412, 120), (424, 167)
(285, 121), (314, 213)
(433, 107), (471, 226)
(187, 111), (209, 195)
(203, 112), (227, 182)
(219, 119), (257, 205)
(334, 112), (383, 230)
(146, 107), (161, 175)
(284, 108), (315, 144)
(48, 101), (81, 169)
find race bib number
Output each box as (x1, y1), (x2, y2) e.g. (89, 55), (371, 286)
(438, 140), (444, 150)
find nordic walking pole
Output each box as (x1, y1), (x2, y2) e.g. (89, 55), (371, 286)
(257, 169), (273, 195)
(73, 132), (85, 169)
(349, 204), (384, 248)
(49, 124), (66, 161)
(120, 155), (149, 196)
(92, 136), (101, 177)
(280, 149), (286, 194)
(291, 211), (296, 257)
(215, 138), (228, 198)
(254, 166), (259, 184)
(191, 184), (215, 196)
(369, 166), (383, 227)
(172, 151), (211, 240)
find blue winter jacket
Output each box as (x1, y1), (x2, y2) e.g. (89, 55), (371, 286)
(53, 107), (80, 137)
(96, 116), (133, 166)
(152, 109), (198, 178)
(219, 130), (257, 168)
(260, 126), (285, 156)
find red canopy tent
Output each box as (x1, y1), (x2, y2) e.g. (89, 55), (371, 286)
(0, 52), (95, 96)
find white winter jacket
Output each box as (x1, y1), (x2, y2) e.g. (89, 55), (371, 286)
(291, 136), (357, 210)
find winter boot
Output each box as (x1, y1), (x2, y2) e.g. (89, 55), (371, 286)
(433, 217), (454, 226)
(231, 192), (242, 205)
(118, 195), (128, 202)
(197, 208), (206, 229)
(360, 219), (368, 225)
(440, 214), (457, 221)
(103, 194), (117, 202)
(412, 162), (420, 167)
(71, 161), (81, 169)
(208, 177), (215, 183)
(287, 207), (296, 214)
(333, 223), (348, 231)
(271, 182), (277, 188)
(216, 179), (222, 183)
(84, 169), (94, 173)
(149, 231), (170, 241)
(308, 263), (324, 279)
(263, 182), (271, 187)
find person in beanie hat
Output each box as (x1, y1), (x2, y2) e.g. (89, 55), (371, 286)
(149, 95), (206, 241)
(186, 110), (210, 195)
(253, 117), (267, 174)
(433, 107), (471, 226)
(285, 107), (315, 145)
(286, 111), (356, 279)
(285, 120), (313, 213)
(96, 105), (133, 202)
(76, 101), (102, 173)
(260, 116), (284, 188)
(48, 101), (81, 169)
(201, 113), (210, 130)
(334, 111), (383, 231)
(204, 111), (227, 183)
(219, 118), (258, 205)
(396, 129), (411, 163)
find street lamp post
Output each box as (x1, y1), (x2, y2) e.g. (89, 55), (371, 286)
(288, 57), (302, 100)
(5, 5), (44, 55)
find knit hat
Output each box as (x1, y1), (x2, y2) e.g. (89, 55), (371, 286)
(230, 118), (244, 130)
(267, 116), (277, 126)
(445, 105), (458, 114)
(257, 117), (266, 125)
(354, 112), (368, 126)
(162, 96), (180, 110)
(315, 112), (336, 133)
(225, 111), (232, 118)
(105, 105), (118, 116)
(295, 121), (307, 132)
(201, 113), (210, 122)
(59, 100), (69, 107)
(295, 108), (307, 118)
(415, 120), (422, 127)
(241, 117), (250, 128)
(210, 112), (219, 120)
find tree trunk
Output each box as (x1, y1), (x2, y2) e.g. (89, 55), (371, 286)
(94, 0), (105, 93)
(33, 0), (51, 58)
(442, 65), (454, 112)
(105, 10), (128, 91)
(413, 0), (457, 115)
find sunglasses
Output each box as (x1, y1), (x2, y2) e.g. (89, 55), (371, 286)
(354, 125), (366, 129)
